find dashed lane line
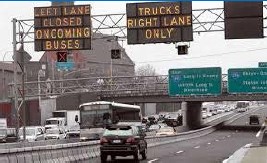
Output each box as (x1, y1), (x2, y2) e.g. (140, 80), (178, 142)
(176, 150), (184, 154)
(194, 146), (200, 149)
(148, 158), (159, 163)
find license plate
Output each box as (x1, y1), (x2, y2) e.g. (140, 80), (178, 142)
(113, 140), (121, 143)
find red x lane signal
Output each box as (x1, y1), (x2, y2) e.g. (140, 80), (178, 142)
(57, 51), (67, 62)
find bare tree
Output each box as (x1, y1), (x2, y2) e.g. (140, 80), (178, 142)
(135, 64), (157, 76)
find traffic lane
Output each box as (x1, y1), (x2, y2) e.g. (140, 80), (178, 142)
(144, 131), (258, 163)
(147, 111), (237, 136)
(203, 111), (234, 125)
(228, 106), (267, 126)
(86, 130), (254, 163)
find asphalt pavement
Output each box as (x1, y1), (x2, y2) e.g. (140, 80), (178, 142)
(86, 106), (266, 163)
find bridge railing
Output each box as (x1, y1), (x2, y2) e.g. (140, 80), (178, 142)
(8, 74), (227, 98)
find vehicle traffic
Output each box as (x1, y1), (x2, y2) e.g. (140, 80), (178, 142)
(45, 110), (80, 136)
(19, 126), (45, 142)
(45, 128), (66, 140)
(156, 127), (176, 136)
(0, 118), (7, 143)
(249, 115), (260, 125)
(79, 101), (142, 141)
(100, 124), (147, 162)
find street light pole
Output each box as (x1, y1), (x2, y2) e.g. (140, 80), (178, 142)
(12, 18), (19, 141)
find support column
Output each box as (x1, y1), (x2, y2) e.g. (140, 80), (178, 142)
(186, 101), (202, 130)
(181, 102), (187, 127)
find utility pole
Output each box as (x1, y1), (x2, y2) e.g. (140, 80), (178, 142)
(12, 18), (19, 141)
(19, 32), (26, 141)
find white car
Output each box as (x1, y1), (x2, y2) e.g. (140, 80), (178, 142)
(148, 124), (161, 132)
(217, 109), (225, 114)
(19, 126), (45, 142)
(156, 127), (176, 136)
(207, 112), (212, 117)
(45, 128), (66, 140)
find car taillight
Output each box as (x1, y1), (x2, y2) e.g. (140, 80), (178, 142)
(100, 137), (108, 144)
(126, 137), (136, 144)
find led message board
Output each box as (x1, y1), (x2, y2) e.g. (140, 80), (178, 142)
(34, 5), (91, 51)
(224, 2), (263, 39)
(126, 2), (193, 44)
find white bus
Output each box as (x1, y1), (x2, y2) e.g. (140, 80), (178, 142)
(79, 101), (141, 141)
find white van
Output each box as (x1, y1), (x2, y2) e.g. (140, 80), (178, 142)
(19, 126), (45, 142)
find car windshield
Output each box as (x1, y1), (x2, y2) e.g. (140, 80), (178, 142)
(46, 120), (59, 125)
(103, 127), (133, 136)
(46, 129), (60, 134)
(19, 128), (35, 136)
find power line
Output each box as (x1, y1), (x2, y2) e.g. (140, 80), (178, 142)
(135, 47), (267, 64)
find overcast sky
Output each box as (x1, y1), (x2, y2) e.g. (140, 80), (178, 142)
(0, 1), (267, 75)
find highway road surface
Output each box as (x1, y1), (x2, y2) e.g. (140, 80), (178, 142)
(86, 106), (265, 163)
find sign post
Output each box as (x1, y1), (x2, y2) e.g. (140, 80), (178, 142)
(168, 67), (222, 96)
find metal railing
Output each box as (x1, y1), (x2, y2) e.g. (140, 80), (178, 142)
(8, 74), (228, 98)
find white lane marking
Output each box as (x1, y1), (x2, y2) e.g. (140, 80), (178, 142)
(194, 146), (200, 149)
(148, 158), (159, 163)
(215, 139), (219, 142)
(176, 150), (184, 154)
(256, 123), (266, 138)
(207, 142), (211, 145)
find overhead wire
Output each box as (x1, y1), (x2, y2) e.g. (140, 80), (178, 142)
(135, 47), (267, 64)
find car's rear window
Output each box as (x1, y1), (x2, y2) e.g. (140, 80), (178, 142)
(103, 127), (133, 136)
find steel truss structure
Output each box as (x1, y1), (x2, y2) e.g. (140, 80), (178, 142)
(10, 5), (267, 99)
(17, 5), (267, 44)
(9, 74), (228, 98)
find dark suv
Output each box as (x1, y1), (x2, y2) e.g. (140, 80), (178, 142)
(249, 115), (260, 125)
(100, 125), (147, 162)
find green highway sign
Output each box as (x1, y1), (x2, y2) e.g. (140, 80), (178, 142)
(168, 67), (222, 96)
(258, 62), (267, 67)
(228, 68), (267, 93)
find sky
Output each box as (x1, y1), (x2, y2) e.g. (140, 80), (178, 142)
(0, 1), (267, 75)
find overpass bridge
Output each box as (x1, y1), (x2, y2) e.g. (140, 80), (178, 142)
(8, 74), (267, 103)
(9, 74), (267, 129)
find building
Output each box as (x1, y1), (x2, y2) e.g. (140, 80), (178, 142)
(0, 62), (22, 100)
(39, 33), (135, 81)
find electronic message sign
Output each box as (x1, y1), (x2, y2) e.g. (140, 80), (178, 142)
(169, 67), (222, 96)
(224, 2), (263, 39)
(34, 5), (92, 51)
(126, 2), (193, 44)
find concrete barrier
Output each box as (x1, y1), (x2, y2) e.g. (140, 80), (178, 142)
(0, 108), (253, 163)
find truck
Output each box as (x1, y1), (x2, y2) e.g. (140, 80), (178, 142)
(0, 118), (7, 143)
(44, 110), (80, 137)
